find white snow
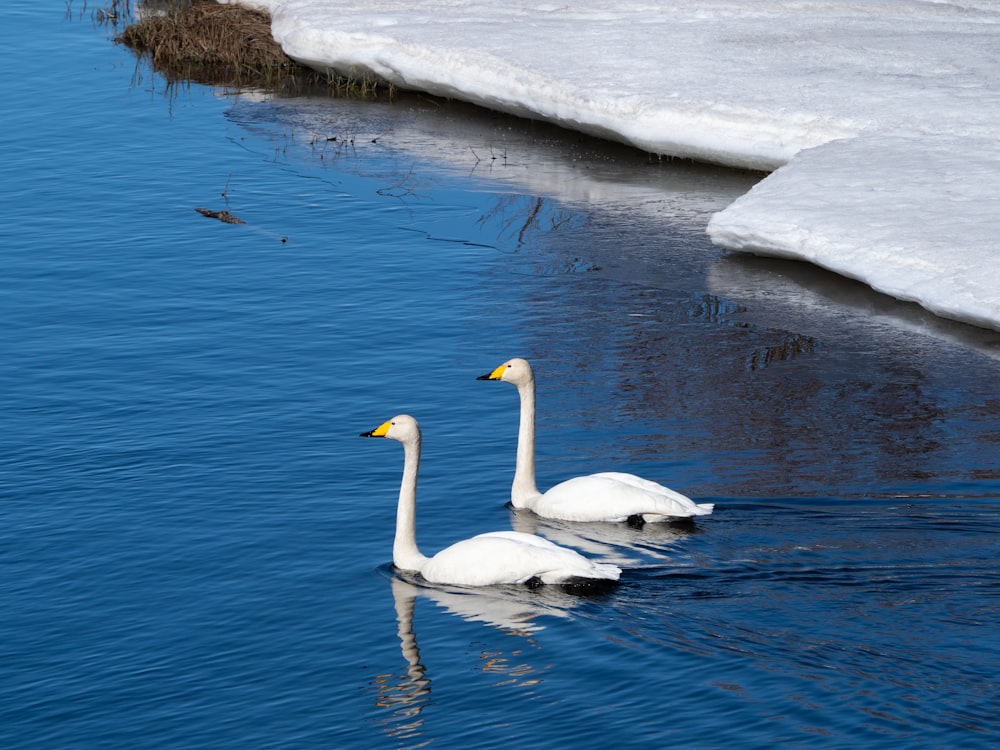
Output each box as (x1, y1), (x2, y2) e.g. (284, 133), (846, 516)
(226, 0), (1000, 331)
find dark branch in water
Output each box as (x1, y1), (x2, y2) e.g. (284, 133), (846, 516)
(195, 207), (245, 225)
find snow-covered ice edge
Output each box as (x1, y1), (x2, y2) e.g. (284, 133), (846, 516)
(708, 135), (1000, 332)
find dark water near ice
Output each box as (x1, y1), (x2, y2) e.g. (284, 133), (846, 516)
(3, 4), (999, 748)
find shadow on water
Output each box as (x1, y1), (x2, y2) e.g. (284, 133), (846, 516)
(709, 253), (1000, 360)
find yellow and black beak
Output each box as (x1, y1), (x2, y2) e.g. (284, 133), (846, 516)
(360, 420), (392, 438)
(477, 363), (507, 381)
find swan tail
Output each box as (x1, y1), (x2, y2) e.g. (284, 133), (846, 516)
(539, 562), (621, 584)
(642, 502), (715, 524)
(679, 501), (715, 516)
(592, 562), (623, 581)
(654, 497), (714, 518)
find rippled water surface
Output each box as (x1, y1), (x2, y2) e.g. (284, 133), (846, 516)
(3, 5), (999, 749)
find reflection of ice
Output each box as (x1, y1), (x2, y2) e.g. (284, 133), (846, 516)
(707, 254), (1000, 360)
(509, 508), (693, 568)
(225, 94), (755, 234)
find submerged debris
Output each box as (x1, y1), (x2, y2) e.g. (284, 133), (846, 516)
(195, 207), (245, 224)
(745, 332), (818, 370)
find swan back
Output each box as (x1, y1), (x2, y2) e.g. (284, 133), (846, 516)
(422, 531), (621, 585)
(539, 473), (714, 522)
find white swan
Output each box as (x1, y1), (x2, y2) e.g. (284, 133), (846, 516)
(478, 358), (714, 524)
(360, 415), (621, 586)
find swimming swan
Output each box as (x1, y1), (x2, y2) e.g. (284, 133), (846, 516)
(360, 415), (621, 586)
(478, 358), (714, 524)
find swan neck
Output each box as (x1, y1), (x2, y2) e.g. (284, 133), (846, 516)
(394, 436), (429, 572)
(512, 376), (541, 506)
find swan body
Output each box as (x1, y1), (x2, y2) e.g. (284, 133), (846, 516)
(360, 415), (621, 586)
(478, 358), (714, 524)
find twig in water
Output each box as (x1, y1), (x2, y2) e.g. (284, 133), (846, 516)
(195, 207), (245, 224)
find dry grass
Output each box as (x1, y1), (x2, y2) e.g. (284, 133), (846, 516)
(113, 0), (393, 95)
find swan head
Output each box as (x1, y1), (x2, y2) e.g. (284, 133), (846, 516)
(477, 357), (534, 387)
(360, 414), (421, 444)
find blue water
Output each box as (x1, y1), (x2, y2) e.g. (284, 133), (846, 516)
(3, 4), (999, 748)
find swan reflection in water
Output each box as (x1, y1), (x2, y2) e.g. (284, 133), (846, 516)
(371, 577), (433, 745)
(373, 571), (610, 743)
(508, 507), (699, 569)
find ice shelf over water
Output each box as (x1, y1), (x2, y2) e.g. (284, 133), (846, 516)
(227, 0), (1000, 331)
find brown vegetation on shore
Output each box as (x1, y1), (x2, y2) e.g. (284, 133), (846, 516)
(113, 0), (393, 95)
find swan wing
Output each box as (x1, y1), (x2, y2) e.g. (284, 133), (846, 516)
(534, 473), (713, 522)
(420, 531), (621, 586)
(591, 472), (714, 516)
